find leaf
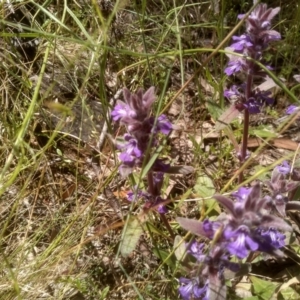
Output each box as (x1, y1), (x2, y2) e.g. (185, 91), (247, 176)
(251, 128), (277, 138)
(206, 99), (223, 122)
(120, 216), (144, 257)
(279, 286), (300, 300)
(100, 286), (110, 300)
(235, 281), (253, 298)
(250, 276), (278, 300)
(166, 165), (194, 174)
(44, 101), (73, 115)
(152, 249), (176, 268)
(177, 218), (209, 238)
(278, 275), (300, 293)
(194, 174), (215, 198)
(194, 173), (219, 213)
(173, 235), (187, 261)
(215, 104), (241, 131)
(224, 263), (252, 280)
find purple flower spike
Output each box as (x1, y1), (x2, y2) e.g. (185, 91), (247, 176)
(246, 4), (280, 37)
(225, 3), (281, 78)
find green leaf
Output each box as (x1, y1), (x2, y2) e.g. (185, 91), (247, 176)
(252, 128), (277, 138)
(250, 276), (278, 300)
(153, 249), (176, 268)
(100, 286), (110, 300)
(173, 235), (187, 261)
(279, 286), (300, 300)
(215, 104), (241, 131)
(194, 173), (215, 198)
(120, 217), (144, 257)
(206, 100), (223, 122)
(194, 173), (219, 213)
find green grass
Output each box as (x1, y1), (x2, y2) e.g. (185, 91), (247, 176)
(1, 0), (300, 299)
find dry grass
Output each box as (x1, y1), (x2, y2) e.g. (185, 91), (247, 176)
(1, 0), (300, 299)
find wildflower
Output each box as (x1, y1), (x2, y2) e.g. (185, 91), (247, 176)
(224, 3), (280, 115)
(276, 161), (291, 175)
(111, 87), (173, 177)
(186, 241), (205, 261)
(245, 4), (281, 44)
(179, 277), (208, 300)
(152, 114), (173, 135)
(230, 34), (253, 51)
(232, 187), (252, 202)
(223, 225), (259, 258)
(286, 105), (299, 115)
(178, 184), (292, 259)
(224, 52), (247, 76)
(178, 243), (236, 300)
(256, 228), (286, 251)
(224, 85), (273, 114)
(111, 102), (136, 121)
(264, 161), (300, 216)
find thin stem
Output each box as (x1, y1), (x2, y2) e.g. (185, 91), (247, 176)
(239, 70), (253, 183)
(160, 213), (175, 240)
(147, 171), (175, 239)
(147, 171), (155, 195)
(239, 109), (249, 183)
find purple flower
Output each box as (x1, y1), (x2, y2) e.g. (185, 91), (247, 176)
(224, 85), (274, 114)
(224, 225), (259, 259)
(224, 55), (246, 76)
(244, 97), (262, 114)
(118, 134), (141, 162)
(225, 4), (281, 77)
(111, 102), (136, 122)
(230, 34), (253, 51)
(112, 87), (158, 137)
(179, 277), (208, 300)
(276, 161), (291, 175)
(127, 187), (148, 202)
(202, 219), (222, 240)
(122, 86), (156, 120)
(286, 105), (299, 115)
(255, 90), (274, 105)
(265, 162), (300, 216)
(256, 228), (286, 250)
(224, 84), (244, 99)
(244, 90), (274, 114)
(246, 4), (280, 38)
(179, 184), (292, 260)
(157, 203), (168, 214)
(186, 241), (205, 262)
(232, 187), (252, 202)
(154, 114), (173, 135)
